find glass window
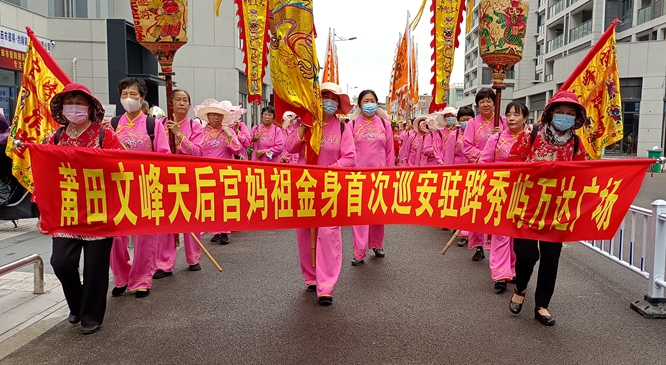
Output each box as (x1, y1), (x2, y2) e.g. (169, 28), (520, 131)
(75, 0), (88, 18)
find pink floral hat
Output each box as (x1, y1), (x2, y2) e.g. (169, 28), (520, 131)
(194, 99), (233, 125)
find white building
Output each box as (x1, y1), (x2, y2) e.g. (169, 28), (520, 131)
(0, 0), (269, 125)
(456, 0), (666, 157)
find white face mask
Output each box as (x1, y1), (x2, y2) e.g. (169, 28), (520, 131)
(120, 97), (142, 113)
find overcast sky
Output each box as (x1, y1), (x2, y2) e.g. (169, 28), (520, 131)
(312, 1), (466, 101)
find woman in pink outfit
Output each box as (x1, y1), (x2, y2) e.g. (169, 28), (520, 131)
(109, 78), (171, 299)
(434, 107), (458, 164)
(478, 101), (528, 293)
(407, 117), (426, 166)
(461, 88), (506, 261)
(251, 106), (284, 162)
(443, 106), (475, 246)
(153, 89), (205, 278)
(280, 111), (300, 163)
(350, 90), (394, 266)
(195, 99), (243, 245)
(285, 82), (356, 306)
(232, 109), (252, 160)
(397, 120), (414, 166)
(420, 117), (443, 166)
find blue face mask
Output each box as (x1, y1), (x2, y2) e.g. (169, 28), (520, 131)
(362, 103), (378, 115)
(552, 113), (576, 131)
(322, 99), (339, 115)
(445, 117), (456, 126)
(459, 121), (468, 130)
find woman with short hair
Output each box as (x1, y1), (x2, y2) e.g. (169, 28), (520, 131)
(251, 106), (284, 162)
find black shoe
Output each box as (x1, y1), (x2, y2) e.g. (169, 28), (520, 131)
(509, 276), (516, 284)
(534, 307), (555, 326)
(494, 280), (508, 294)
(318, 296), (333, 306)
(153, 270), (173, 279)
(509, 289), (525, 314)
(189, 263), (201, 271)
(210, 234), (221, 243)
(81, 324), (101, 335)
(219, 233), (230, 245)
(135, 289), (150, 298)
(111, 285), (127, 297)
(68, 313), (80, 325)
(472, 247), (485, 261)
(372, 248), (385, 258)
(306, 284), (317, 292)
(351, 259), (364, 266)
(457, 237), (468, 247)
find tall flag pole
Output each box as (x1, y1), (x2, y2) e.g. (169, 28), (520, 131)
(560, 19), (623, 159)
(429, 0), (465, 113)
(6, 27), (71, 192)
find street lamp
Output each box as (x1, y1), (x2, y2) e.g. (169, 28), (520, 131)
(347, 83), (358, 95)
(334, 33), (357, 42)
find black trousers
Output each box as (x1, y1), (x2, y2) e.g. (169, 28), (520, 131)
(513, 239), (562, 309)
(50, 237), (113, 327)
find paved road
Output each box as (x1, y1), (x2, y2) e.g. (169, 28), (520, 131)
(1, 173), (665, 364)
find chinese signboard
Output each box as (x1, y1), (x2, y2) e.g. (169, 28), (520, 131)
(0, 25), (52, 71)
(29, 144), (652, 242)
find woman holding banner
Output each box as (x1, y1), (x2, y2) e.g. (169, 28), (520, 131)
(251, 106), (284, 162)
(478, 101), (528, 294)
(153, 89), (205, 278)
(42, 83), (123, 335)
(195, 99), (242, 245)
(507, 90), (587, 326)
(285, 82), (356, 306)
(350, 89), (394, 266)
(109, 77), (171, 299)
(462, 88), (506, 261)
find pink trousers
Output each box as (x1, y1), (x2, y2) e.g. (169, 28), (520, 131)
(489, 235), (516, 281)
(352, 225), (385, 260)
(110, 235), (157, 290)
(468, 231), (490, 250)
(296, 227), (342, 297)
(155, 233), (201, 272)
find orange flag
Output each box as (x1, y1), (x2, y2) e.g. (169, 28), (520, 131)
(322, 28), (339, 84)
(6, 27), (71, 192)
(561, 19), (623, 160)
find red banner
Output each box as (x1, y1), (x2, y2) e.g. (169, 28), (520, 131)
(29, 144), (652, 242)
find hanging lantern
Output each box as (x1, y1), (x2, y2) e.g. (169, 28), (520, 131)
(130, 0), (188, 73)
(477, 0), (529, 88)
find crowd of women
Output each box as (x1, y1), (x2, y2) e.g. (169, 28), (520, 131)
(38, 78), (588, 334)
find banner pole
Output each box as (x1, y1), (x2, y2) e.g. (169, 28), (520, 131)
(190, 232), (223, 272)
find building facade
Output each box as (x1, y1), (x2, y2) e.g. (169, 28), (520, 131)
(0, 0), (269, 126)
(456, 0), (666, 157)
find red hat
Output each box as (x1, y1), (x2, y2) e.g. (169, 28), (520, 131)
(50, 83), (106, 125)
(544, 89), (587, 130)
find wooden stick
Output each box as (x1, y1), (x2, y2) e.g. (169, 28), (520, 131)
(162, 71), (180, 249)
(441, 230), (460, 255)
(189, 232), (223, 272)
(310, 228), (317, 268)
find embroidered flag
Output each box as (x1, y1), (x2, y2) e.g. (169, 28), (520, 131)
(6, 27), (71, 192)
(269, 0), (322, 164)
(561, 19), (623, 159)
(430, 0), (465, 112)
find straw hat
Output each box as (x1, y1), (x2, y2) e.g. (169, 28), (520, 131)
(194, 98), (233, 124)
(321, 82), (353, 114)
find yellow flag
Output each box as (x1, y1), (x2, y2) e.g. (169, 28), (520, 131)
(562, 19), (622, 159)
(6, 27), (71, 192)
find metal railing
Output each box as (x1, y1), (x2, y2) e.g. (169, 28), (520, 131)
(638, 5), (652, 25)
(0, 254), (45, 294)
(548, 1), (565, 18)
(545, 73), (554, 81)
(569, 20), (592, 42)
(537, 54), (544, 65)
(580, 200), (666, 318)
(547, 34), (564, 52)
(538, 24), (545, 37)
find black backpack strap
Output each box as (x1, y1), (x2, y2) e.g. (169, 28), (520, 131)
(340, 121), (345, 135)
(98, 127), (105, 148)
(145, 117), (156, 143)
(573, 134), (580, 155)
(456, 128), (459, 140)
(110, 116), (121, 130)
(438, 130), (442, 139)
(54, 127), (65, 145)
(529, 124), (540, 148)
